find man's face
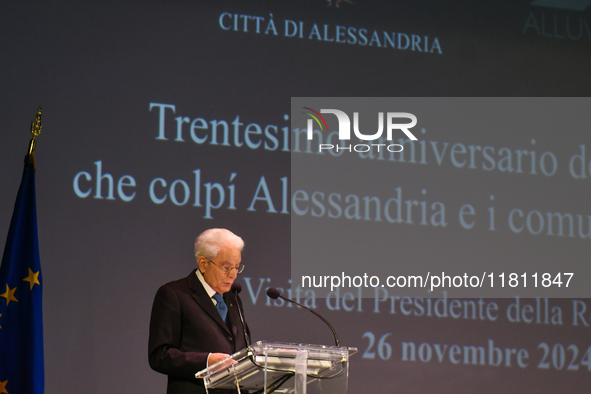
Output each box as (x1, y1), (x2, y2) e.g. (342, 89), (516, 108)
(199, 242), (242, 294)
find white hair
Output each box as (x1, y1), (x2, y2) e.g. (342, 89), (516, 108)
(194, 228), (244, 261)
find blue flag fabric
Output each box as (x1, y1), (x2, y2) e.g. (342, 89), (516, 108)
(0, 158), (44, 394)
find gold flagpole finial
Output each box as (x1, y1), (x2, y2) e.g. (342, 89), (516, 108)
(27, 105), (42, 169)
(30, 105), (42, 137)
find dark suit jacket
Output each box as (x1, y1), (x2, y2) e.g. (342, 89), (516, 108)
(148, 269), (250, 394)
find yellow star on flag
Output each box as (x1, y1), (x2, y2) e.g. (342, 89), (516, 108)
(23, 268), (40, 290)
(0, 380), (7, 394)
(0, 285), (18, 306)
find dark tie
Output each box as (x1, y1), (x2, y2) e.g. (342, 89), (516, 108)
(213, 293), (228, 322)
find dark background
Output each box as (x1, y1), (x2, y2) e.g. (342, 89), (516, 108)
(1, 1), (590, 393)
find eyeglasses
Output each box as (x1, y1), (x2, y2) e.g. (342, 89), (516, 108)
(206, 259), (245, 274)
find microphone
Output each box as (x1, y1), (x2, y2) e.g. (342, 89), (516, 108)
(266, 287), (340, 347)
(231, 283), (250, 346)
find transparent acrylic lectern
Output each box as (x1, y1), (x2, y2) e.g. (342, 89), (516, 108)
(195, 341), (357, 394)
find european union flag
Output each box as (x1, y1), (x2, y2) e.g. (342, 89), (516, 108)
(0, 156), (44, 394)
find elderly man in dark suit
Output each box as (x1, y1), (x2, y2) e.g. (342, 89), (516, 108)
(149, 228), (250, 394)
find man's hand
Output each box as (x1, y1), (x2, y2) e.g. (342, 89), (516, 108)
(208, 353), (233, 367)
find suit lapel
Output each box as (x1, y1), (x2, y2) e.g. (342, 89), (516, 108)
(187, 270), (231, 335)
